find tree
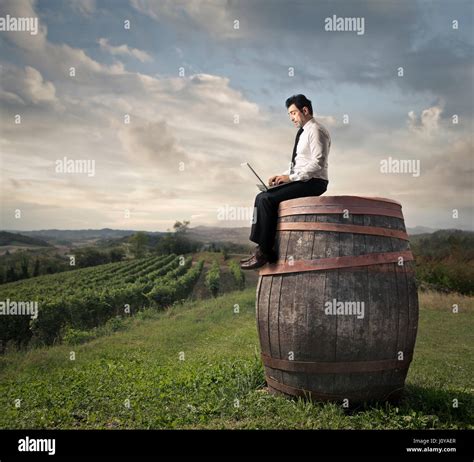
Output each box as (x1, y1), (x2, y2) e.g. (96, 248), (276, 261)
(20, 256), (29, 279)
(33, 258), (40, 277)
(155, 234), (175, 255)
(155, 221), (199, 255)
(109, 247), (125, 262)
(129, 232), (148, 258)
(6, 266), (18, 282)
(173, 220), (190, 235)
(76, 248), (108, 267)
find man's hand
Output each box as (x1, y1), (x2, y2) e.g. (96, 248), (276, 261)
(273, 175), (290, 185)
(268, 175), (278, 186)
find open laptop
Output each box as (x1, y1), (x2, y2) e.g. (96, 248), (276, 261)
(242, 162), (290, 192)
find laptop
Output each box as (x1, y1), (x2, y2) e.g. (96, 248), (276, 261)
(242, 162), (290, 192)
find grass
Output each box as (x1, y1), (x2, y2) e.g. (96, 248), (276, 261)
(0, 288), (472, 429)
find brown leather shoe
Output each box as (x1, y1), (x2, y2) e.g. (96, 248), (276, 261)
(240, 249), (268, 270)
(240, 246), (259, 263)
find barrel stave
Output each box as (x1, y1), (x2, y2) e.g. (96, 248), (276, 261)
(257, 197), (419, 401)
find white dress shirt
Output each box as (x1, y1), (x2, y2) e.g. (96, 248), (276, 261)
(282, 117), (331, 182)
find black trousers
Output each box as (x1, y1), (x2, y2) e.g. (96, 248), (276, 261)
(249, 178), (328, 255)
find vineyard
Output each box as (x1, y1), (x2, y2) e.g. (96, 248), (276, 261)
(0, 255), (204, 352)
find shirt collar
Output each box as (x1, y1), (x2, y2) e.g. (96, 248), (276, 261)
(301, 117), (315, 131)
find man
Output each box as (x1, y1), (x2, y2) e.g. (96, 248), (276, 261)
(241, 94), (331, 270)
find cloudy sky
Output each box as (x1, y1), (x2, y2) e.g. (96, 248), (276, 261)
(0, 0), (473, 232)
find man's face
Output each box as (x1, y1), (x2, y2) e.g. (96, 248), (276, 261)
(287, 104), (309, 128)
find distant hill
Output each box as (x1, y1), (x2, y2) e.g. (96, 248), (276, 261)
(6, 228), (157, 245)
(187, 226), (251, 247)
(3, 227), (249, 247)
(410, 229), (474, 261)
(0, 231), (51, 247)
(4, 226), (473, 249)
(406, 226), (438, 235)
(106, 232), (166, 248)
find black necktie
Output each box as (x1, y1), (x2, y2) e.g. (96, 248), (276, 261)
(291, 127), (304, 170)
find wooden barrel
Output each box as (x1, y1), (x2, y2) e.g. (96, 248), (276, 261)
(256, 196), (419, 402)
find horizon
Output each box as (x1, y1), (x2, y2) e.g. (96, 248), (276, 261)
(2, 224), (472, 234)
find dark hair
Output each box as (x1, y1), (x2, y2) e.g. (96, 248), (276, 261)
(285, 94), (313, 115)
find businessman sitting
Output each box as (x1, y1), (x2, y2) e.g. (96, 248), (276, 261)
(241, 94), (331, 270)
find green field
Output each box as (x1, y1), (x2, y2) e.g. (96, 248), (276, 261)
(0, 287), (472, 429)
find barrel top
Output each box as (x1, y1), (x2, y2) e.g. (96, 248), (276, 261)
(279, 195), (402, 210)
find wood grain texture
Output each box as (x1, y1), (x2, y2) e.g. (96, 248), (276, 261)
(256, 196), (419, 402)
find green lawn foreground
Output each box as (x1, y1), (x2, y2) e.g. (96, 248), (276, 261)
(0, 288), (472, 429)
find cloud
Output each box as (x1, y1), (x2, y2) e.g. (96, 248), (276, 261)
(98, 38), (153, 63)
(0, 0), (472, 232)
(146, 0), (472, 120)
(117, 119), (189, 168)
(0, 1), (296, 228)
(70, 0), (96, 16)
(130, 0), (237, 39)
(0, 64), (58, 106)
(0, 0), (131, 89)
(0, 0), (48, 50)
(407, 105), (443, 135)
(315, 115), (338, 128)
(422, 138), (474, 193)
